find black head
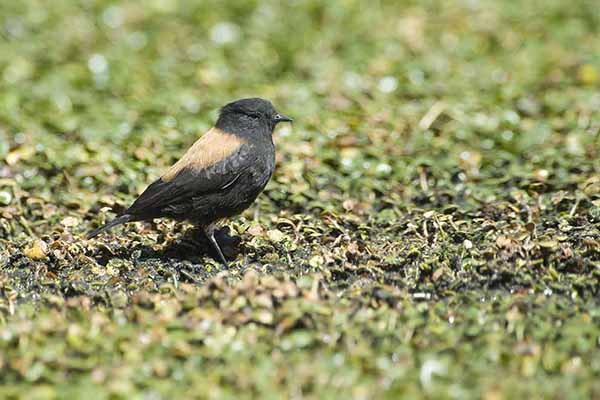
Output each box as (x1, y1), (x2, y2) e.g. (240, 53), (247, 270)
(215, 98), (292, 138)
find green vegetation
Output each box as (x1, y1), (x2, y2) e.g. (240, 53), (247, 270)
(1, 0), (599, 398)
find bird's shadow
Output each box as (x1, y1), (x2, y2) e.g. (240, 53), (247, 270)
(136, 226), (242, 264)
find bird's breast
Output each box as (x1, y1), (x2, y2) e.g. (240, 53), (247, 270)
(244, 143), (275, 191)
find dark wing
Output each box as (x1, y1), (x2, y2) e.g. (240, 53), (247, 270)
(125, 128), (253, 220)
(124, 164), (245, 219)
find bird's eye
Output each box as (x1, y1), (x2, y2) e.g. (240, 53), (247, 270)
(247, 112), (261, 120)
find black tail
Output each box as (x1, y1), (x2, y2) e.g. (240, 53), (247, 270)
(87, 214), (132, 239)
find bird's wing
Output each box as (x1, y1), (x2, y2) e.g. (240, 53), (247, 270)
(124, 127), (251, 218)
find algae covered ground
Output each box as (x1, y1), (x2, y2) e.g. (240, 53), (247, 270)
(1, 1), (600, 398)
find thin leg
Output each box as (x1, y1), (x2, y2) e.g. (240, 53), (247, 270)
(203, 224), (229, 267)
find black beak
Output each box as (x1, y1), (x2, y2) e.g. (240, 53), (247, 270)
(273, 113), (293, 123)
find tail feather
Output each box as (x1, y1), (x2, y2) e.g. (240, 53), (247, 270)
(87, 214), (132, 239)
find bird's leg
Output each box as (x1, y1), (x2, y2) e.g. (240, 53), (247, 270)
(203, 224), (229, 267)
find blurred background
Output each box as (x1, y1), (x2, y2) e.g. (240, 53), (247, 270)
(0, 0), (598, 216)
(1, 2), (600, 398)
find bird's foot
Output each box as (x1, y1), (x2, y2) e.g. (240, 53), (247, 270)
(189, 225), (241, 267)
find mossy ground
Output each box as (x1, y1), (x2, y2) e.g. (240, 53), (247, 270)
(1, 1), (599, 399)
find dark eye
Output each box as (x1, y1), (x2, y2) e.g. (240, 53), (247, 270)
(248, 113), (261, 120)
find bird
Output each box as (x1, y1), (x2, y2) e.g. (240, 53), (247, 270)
(87, 97), (292, 266)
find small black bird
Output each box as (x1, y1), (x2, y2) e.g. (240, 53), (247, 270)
(87, 98), (292, 266)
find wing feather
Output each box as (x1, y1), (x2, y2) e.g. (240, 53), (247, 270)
(124, 128), (250, 219)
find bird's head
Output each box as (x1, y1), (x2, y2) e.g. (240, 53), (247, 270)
(216, 98), (292, 137)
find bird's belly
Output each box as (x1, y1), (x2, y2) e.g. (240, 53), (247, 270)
(190, 152), (274, 225)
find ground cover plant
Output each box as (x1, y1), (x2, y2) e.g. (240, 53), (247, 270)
(0, 0), (599, 398)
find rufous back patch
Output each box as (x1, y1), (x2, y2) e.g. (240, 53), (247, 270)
(161, 128), (247, 182)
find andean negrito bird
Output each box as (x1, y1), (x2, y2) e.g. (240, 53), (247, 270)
(87, 98), (292, 266)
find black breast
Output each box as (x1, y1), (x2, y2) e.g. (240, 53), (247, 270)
(187, 142), (275, 225)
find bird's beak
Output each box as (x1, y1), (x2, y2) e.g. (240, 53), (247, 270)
(274, 113), (293, 123)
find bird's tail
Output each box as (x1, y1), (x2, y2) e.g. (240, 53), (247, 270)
(87, 214), (132, 239)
